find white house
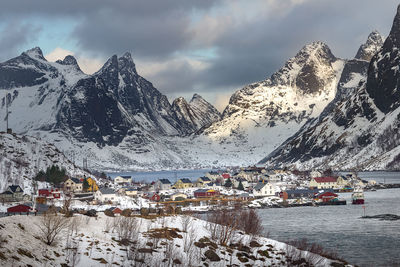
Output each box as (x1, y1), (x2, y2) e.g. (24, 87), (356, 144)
(253, 182), (275, 197)
(154, 179), (172, 191)
(114, 176), (132, 185)
(309, 177), (338, 189)
(95, 188), (118, 203)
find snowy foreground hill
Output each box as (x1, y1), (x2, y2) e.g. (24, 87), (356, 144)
(0, 132), (90, 192)
(0, 214), (348, 267)
(261, 5), (400, 171)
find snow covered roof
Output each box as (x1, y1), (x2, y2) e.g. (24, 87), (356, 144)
(254, 182), (268, 191)
(7, 185), (23, 193)
(159, 179), (171, 184)
(179, 178), (192, 184)
(98, 188), (116, 195)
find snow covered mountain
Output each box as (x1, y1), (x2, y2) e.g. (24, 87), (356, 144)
(260, 6), (400, 170)
(0, 132), (89, 193)
(171, 94), (221, 134)
(0, 48), (221, 170)
(172, 42), (345, 167)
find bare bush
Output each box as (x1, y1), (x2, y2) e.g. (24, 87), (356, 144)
(180, 215), (193, 232)
(238, 209), (263, 236)
(37, 208), (70, 245)
(206, 209), (240, 246)
(113, 217), (140, 241)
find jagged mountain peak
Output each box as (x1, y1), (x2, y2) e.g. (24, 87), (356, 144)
(268, 41), (338, 95)
(173, 96), (188, 105)
(23, 47), (46, 61)
(388, 4), (400, 46)
(355, 30), (384, 61)
(366, 4), (400, 114)
(56, 55), (82, 72)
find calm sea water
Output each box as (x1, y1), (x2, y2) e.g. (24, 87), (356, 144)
(341, 171), (400, 184)
(258, 188), (400, 266)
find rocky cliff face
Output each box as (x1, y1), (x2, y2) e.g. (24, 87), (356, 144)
(355, 31), (384, 61)
(260, 8), (400, 170)
(171, 94), (221, 134)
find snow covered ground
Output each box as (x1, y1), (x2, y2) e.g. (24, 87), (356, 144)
(0, 213), (347, 267)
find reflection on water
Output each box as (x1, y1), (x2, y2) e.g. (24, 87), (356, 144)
(258, 188), (400, 266)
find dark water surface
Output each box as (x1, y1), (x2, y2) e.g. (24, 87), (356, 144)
(258, 188), (400, 266)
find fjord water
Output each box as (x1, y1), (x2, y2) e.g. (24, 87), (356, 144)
(259, 187), (400, 266)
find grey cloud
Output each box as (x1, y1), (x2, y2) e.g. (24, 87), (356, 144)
(0, 22), (41, 61)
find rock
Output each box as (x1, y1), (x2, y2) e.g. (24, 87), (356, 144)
(204, 249), (221, 262)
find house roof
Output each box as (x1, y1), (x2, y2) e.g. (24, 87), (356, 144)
(254, 182), (268, 191)
(313, 177), (337, 183)
(199, 177), (211, 182)
(159, 179), (171, 184)
(98, 188), (115, 195)
(222, 174), (230, 179)
(180, 178), (192, 184)
(8, 185), (22, 193)
(70, 177), (82, 184)
(208, 171), (219, 175)
(194, 189), (208, 193)
(121, 175), (131, 179)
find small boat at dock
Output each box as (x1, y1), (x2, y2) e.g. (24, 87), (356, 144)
(352, 189), (365, 204)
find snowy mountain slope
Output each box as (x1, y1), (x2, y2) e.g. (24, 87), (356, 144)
(0, 48), (223, 170)
(171, 94), (221, 134)
(260, 6), (400, 170)
(170, 42), (345, 167)
(0, 132), (89, 193)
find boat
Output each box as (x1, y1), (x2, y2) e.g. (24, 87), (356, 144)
(352, 189), (365, 204)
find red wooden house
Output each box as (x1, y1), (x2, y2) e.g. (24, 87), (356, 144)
(194, 189), (219, 198)
(316, 192), (338, 202)
(7, 204), (31, 213)
(112, 207), (122, 214)
(38, 188), (61, 199)
(222, 173), (231, 179)
(145, 192), (161, 202)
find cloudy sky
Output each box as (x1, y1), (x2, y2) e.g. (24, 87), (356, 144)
(0, 0), (398, 110)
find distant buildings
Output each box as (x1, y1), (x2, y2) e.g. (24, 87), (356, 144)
(114, 176), (132, 185)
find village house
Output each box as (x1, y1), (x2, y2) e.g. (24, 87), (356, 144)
(170, 192), (188, 201)
(336, 176), (350, 188)
(196, 177), (212, 187)
(316, 191), (338, 202)
(232, 178), (249, 189)
(7, 204), (31, 214)
(310, 170), (323, 178)
(144, 192), (161, 202)
(38, 188), (61, 199)
(125, 188), (138, 197)
(194, 189), (219, 198)
(221, 173), (231, 179)
(309, 177), (338, 189)
(64, 178), (83, 192)
(85, 177), (99, 192)
(253, 182), (275, 197)
(154, 179), (172, 191)
(206, 182), (223, 191)
(114, 176), (132, 186)
(95, 188), (118, 203)
(205, 171), (221, 181)
(173, 178), (193, 189)
(0, 185), (24, 202)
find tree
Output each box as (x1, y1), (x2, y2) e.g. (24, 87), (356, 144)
(37, 208), (70, 245)
(82, 178), (90, 192)
(237, 181), (244, 191)
(224, 178), (232, 188)
(34, 165), (68, 185)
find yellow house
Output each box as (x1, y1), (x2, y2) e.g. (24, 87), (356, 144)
(196, 177), (212, 187)
(173, 178), (192, 189)
(64, 178), (83, 192)
(86, 177), (99, 192)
